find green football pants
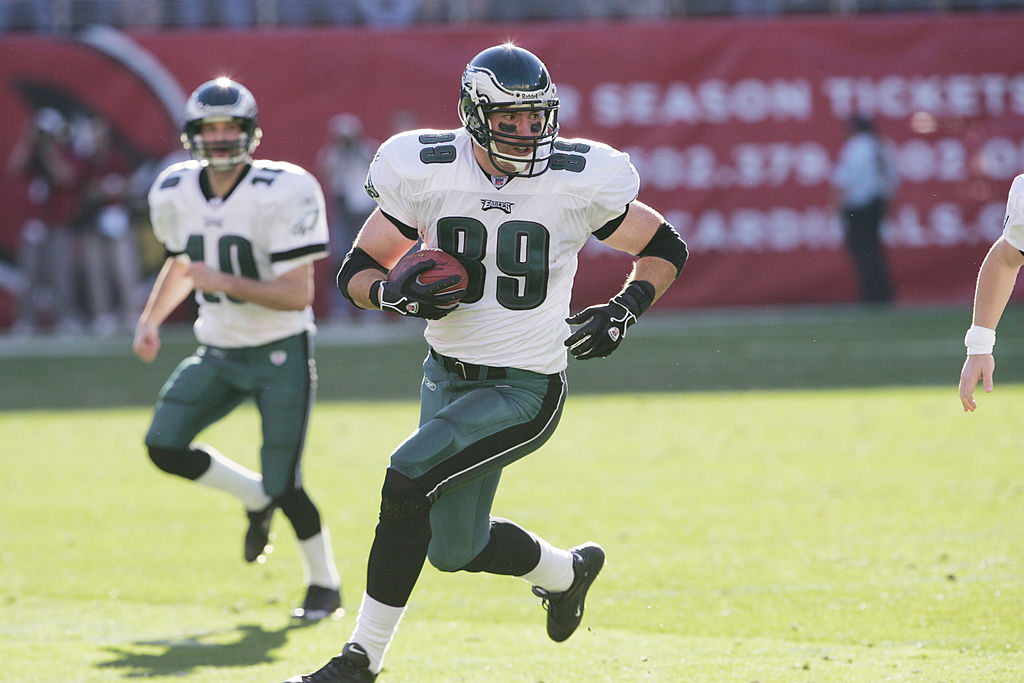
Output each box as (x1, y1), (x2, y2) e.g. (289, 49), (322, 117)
(389, 350), (566, 571)
(144, 332), (315, 499)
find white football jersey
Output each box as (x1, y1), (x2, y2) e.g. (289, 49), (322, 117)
(149, 159), (329, 348)
(1002, 173), (1024, 252)
(365, 128), (639, 374)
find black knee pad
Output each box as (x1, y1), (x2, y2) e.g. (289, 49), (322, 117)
(366, 469), (433, 607)
(147, 445), (209, 480)
(458, 518), (540, 575)
(379, 468), (430, 527)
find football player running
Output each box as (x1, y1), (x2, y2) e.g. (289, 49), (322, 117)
(286, 44), (687, 681)
(133, 78), (343, 621)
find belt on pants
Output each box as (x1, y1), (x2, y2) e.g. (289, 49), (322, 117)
(429, 348), (508, 380)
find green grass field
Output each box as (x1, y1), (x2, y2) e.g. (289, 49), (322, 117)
(2, 305), (1023, 681)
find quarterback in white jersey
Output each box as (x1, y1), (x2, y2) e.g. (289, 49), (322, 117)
(149, 158), (328, 347)
(133, 78), (342, 624)
(288, 45), (687, 682)
(959, 173), (1024, 411)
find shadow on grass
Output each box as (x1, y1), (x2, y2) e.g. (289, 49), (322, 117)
(97, 620), (316, 677)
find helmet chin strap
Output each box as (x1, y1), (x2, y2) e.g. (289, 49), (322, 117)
(205, 157), (243, 171)
(488, 142), (531, 175)
(191, 129), (260, 170)
(487, 138), (558, 178)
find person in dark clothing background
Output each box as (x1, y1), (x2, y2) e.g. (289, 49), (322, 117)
(831, 115), (900, 304)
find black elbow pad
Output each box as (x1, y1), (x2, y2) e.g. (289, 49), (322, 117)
(336, 247), (386, 305)
(638, 222), (687, 276)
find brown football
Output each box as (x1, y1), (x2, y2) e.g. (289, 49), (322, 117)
(388, 248), (468, 298)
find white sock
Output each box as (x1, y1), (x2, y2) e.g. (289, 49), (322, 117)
(298, 529), (341, 589)
(349, 592), (406, 674)
(193, 443), (271, 511)
(520, 534), (574, 593)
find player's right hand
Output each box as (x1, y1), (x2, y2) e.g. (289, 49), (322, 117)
(133, 321), (161, 363)
(377, 260), (463, 320)
(959, 353), (994, 412)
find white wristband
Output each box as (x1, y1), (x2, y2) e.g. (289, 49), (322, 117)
(964, 325), (996, 355)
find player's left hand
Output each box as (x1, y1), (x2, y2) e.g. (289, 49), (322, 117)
(186, 262), (228, 293)
(959, 353), (995, 412)
(565, 291), (643, 360)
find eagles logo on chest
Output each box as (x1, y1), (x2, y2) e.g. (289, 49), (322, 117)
(480, 199), (514, 214)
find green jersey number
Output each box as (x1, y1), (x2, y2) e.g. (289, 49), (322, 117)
(437, 217), (550, 311)
(185, 234), (259, 304)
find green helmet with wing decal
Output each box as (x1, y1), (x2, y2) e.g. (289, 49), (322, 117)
(459, 44), (559, 178)
(181, 77), (262, 170)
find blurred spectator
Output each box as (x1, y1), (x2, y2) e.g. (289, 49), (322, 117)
(732, 0), (782, 14)
(7, 108), (83, 335)
(390, 109), (420, 135)
(831, 114), (899, 304)
(274, 0), (358, 26)
(420, 0), (489, 22)
(119, 0), (163, 29)
(163, 0), (255, 28)
(0, 0), (53, 32)
(73, 116), (142, 336)
(580, 0), (667, 19)
(69, 0), (121, 26)
(355, 0), (421, 25)
(484, 0), (583, 21)
(316, 113), (377, 319)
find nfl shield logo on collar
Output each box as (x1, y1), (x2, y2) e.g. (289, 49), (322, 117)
(270, 350), (288, 366)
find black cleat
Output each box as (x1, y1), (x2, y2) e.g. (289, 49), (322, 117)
(244, 504), (275, 563)
(291, 584), (343, 622)
(532, 542), (605, 642)
(283, 642), (377, 682)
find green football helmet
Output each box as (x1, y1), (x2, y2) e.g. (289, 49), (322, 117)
(181, 77), (262, 170)
(459, 44), (559, 178)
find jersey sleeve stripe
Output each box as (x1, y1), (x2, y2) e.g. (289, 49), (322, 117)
(270, 243), (329, 263)
(592, 206), (629, 240)
(382, 210), (419, 241)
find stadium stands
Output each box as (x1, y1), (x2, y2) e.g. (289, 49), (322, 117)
(1, 0), (1021, 34)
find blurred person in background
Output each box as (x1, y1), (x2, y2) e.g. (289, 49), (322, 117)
(7, 107), (83, 335)
(275, 0), (357, 26)
(485, 0), (583, 21)
(0, 0), (53, 32)
(74, 115), (143, 336)
(958, 173), (1024, 412)
(831, 114), (899, 304)
(354, 0), (421, 26)
(162, 0), (255, 29)
(316, 113), (377, 320)
(579, 0), (667, 20)
(133, 77), (343, 621)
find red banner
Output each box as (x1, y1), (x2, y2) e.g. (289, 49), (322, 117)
(2, 14), (1022, 324)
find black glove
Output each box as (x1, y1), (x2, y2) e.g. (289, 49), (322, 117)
(564, 280), (655, 360)
(373, 259), (465, 320)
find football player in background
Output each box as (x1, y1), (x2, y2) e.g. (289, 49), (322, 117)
(287, 44), (687, 681)
(958, 174), (1024, 412)
(133, 78), (342, 621)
